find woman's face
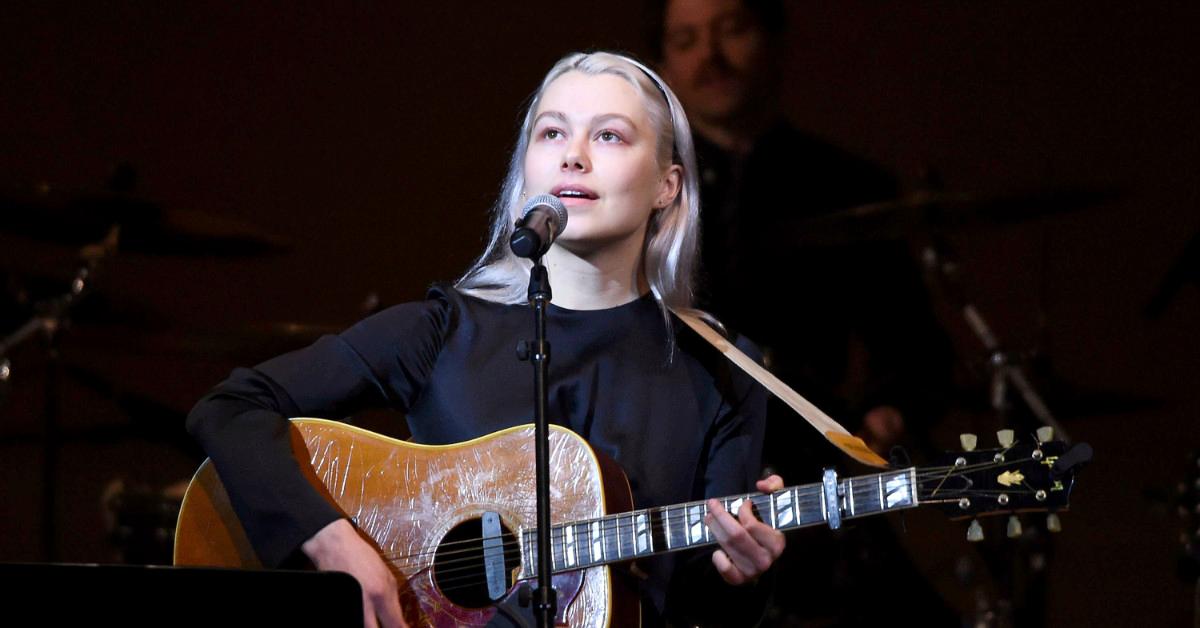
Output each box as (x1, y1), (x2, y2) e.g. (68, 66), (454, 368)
(523, 71), (680, 255)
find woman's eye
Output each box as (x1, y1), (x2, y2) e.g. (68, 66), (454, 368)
(543, 129), (562, 140)
(597, 130), (622, 143)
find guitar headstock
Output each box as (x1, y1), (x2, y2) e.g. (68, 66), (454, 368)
(916, 428), (1091, 537)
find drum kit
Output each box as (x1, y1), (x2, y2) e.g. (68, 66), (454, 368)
(0, 172), (1153, 622)
(0, 177), (334, 564)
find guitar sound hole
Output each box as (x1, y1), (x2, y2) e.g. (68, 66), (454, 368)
(432, 517), (519, 609)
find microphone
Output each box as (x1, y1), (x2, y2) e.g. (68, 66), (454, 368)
(509, 194), (568, 259)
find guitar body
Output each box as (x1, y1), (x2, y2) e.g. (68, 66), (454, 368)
(175, 419), (638, 627)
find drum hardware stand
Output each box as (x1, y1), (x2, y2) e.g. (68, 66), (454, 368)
(0, 227), (117, 560)
(922, 238), (1069, 443)
(922, 236), (1065, 628)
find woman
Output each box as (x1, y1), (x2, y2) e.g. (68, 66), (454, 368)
(187, 51), (784, 628)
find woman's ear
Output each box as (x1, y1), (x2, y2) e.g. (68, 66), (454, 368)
(656, 164), (683, 208)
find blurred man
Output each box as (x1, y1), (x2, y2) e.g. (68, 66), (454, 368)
(653, 0), (949, 464)
(652, 1), (959, 625)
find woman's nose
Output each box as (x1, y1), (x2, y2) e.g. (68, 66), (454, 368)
(561, 141), (590, 172)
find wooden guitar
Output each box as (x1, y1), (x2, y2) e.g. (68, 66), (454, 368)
(174, 419), (1088, 627)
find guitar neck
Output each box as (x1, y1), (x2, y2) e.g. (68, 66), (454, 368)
(523, 467), (919, 573)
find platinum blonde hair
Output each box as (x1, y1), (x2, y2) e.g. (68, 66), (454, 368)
(455, 51), (702, 324)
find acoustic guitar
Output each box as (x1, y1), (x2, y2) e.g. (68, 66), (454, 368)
(174, 419), (1088, 627)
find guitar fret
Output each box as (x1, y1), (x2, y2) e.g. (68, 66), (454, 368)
(669, 506), (688, 548)
(800, 486), (825, 526)
(847, 473), (876, 517)
(883, 471), (915, 510)
(846, 478), (855, 516)
(564, 524), (576, 567)
(552, 529), (563, 571)
(909, 468), (920, 506)
(590, 520), (603, 564)
(634, 512), (651, 555)
(775, 489), (794, 528)
(687, 503), (704, 545)
(604, 515), (620, 560)
(579, 522), (591, 566)
(728, 496), (743, 520)
(624, 513), (633, 557)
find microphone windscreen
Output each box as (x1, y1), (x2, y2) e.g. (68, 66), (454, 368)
(520, 194), (568, 234)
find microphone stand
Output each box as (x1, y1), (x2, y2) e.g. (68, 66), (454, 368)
(509, 195), (567, 627)
(519, 256), (556, 628)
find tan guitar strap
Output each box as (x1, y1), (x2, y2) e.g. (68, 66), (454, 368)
(672, 308), (891, 469)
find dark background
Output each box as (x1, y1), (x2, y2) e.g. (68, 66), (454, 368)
(2, 2), (1197, 625)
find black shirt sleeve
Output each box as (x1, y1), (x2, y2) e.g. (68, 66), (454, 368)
(184, 293), (450, 567)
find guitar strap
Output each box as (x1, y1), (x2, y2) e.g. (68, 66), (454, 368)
(671, 308), (891, 469)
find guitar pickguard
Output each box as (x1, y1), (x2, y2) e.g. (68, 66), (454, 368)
(297, 421), (613, 627)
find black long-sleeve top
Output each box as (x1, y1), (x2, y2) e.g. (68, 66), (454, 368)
(186, 284), (771, 626)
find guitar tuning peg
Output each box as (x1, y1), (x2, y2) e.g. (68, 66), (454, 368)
(959, 433), (978, 452)
(967, 518), (984, 542)
(1036, 426), (1054, 443)
(1046, 513), (1062, 533)
(1007, 515), (1022, 538)
(997, 429), (1015, 448)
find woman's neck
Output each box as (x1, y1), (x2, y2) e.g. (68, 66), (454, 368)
(542, 233), (648, 310)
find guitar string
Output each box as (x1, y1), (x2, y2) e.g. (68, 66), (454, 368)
(405, 477), (1037, 572)
(379, 478), (1041, 575)
(380, 480), (1046, 580)
(391, 452), (1030, 565)
(372, 451), (1032, 564)
(375, 455), (1045, 571)
(405, 444), (1051, 597)
(417, 476), (1055, 596)
(406, 492), (1050, 593)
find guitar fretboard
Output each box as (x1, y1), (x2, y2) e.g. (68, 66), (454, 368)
(521, 468), (918, 573)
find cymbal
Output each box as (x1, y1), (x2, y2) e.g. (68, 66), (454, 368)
(65, 318), (344, 362)
(0, 185), (288, 257)
(948, 361), (1161, 420)
(777, 186), (1119, 247)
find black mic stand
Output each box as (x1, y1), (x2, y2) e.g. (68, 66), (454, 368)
(517, 256), (556, 628)
(508, 195), (567, 628)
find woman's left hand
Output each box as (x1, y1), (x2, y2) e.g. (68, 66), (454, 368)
(705, 474), (787, 585)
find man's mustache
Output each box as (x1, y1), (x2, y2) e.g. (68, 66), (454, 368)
(694, 56), (744, 88)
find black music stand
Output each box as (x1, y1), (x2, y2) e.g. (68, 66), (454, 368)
(0, 563), (362, 626)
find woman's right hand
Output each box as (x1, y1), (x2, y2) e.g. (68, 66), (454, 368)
(302, 518), (409, 628)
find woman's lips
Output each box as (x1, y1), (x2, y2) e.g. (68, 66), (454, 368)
(557, 195), (595, 208)
(551, 184), (598, 200)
